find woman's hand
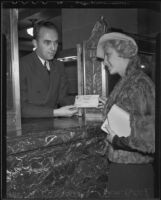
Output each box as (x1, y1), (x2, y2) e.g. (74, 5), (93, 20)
(104, 118), (116, 143)
(98, 96), (107, 109)
(106, 133), (115, 143)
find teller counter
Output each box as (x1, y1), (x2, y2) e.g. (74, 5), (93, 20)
(7, 117), (110, 199)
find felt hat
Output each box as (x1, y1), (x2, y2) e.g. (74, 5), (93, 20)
(97, 32), (138, 59)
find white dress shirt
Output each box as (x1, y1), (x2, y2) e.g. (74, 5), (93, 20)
(37, 55), (50, 71)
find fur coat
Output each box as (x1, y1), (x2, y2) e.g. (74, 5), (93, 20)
(104, 57), (155, 164)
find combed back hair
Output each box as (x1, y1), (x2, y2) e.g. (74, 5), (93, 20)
(103, 39), (138, 58)
(33, 20), (58, 40)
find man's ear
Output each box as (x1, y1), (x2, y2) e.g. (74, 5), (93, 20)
(32, 39), (37, 49)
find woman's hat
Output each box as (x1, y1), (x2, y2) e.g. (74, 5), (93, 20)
(96, 32), (138, 59)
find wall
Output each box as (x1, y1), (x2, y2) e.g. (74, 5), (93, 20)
(138, 9), (160, 37)
(62, 8), (138, 49)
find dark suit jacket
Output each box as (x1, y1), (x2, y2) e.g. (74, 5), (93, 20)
(20, 51), (74, 118)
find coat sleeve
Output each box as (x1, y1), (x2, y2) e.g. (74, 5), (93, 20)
(112, 77), (155, 154)
(20, 59), (54, 118)
(57, 62), (75, 106)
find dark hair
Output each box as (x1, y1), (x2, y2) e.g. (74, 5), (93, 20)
(33, 21), (58, 40)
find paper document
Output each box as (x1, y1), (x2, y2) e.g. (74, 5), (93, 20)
(101, 104), (131, 137)
(74, 95), (99, 108)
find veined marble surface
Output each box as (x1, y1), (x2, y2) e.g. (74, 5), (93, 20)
(7, 117), (110, 199)
(7, 117), (104, 155)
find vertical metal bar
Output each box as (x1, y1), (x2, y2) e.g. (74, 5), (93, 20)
(82, 41), (87, 120)
(76, 43), (83, 117)
(10, 9), (22, 135)
(83, 41), (86, 95)
(76, 44), (83, 95)
(155, 33), (160, 198)
(101, 61), (108, 97)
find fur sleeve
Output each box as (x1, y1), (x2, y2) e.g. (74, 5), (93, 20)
(112, 76), (155, 154)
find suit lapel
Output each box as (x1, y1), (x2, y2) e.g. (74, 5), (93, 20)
(32, 52), (50, 89)
(44, 60), (60, 106)
(31, 53), (60, 107)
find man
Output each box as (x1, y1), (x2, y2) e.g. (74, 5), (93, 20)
(20, 21), (77, 118)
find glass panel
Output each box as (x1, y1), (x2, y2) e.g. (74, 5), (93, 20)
(137, 37), (156, 83)
(139, 53), (155, 82)
(3, 9), (22, 134)
(2, 10), (13, 111)
(82, 17), (108, 121)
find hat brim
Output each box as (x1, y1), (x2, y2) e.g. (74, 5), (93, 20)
(96, 32), (138, 59)
(97, 41), (105, 59)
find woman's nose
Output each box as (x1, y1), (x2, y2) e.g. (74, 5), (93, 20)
(104, 57), (110, 66)
(104, 59), (108, 66)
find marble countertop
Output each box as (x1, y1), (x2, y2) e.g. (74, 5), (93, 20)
(6, 117), (110, 199)
(7, 116), (105, 155)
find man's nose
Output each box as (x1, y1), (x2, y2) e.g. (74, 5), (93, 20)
(50, 42), (57, 50)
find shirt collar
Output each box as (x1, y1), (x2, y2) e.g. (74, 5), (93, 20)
(37, 54), (46, 65)
(36, 54), (50, 70)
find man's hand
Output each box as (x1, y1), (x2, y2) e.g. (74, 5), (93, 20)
(53, 105), (78, 117)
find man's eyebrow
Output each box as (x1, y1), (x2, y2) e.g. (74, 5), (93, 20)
(44, 39), (58, 42)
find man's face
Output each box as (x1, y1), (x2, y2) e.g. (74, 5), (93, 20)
(34, 27), (58, 60)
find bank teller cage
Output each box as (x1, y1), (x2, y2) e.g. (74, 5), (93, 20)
(5, 10), (159, 133)
(75, 25), (158, 120)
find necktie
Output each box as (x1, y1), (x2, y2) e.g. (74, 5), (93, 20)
(44, 61), (50, 74)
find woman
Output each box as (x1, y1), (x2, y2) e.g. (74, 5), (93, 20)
(97, 32), (155, 198)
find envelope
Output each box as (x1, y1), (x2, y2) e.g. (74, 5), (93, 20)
(74, 95), (99, 108)
(101, 104), (131, 137)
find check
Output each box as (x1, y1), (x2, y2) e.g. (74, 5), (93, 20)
(74, 95), (99, 108)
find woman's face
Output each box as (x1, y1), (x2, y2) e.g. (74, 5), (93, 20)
(104, 47), (128, 77)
